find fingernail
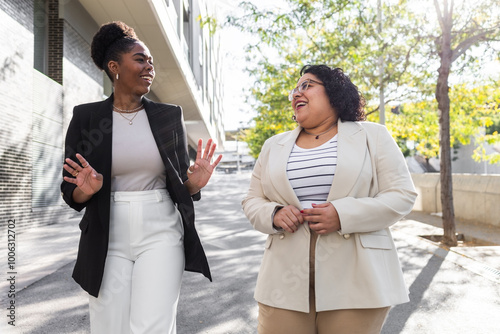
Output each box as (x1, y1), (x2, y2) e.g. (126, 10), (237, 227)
(300, 210), (304, 213)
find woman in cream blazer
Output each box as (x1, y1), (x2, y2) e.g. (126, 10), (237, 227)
(242, 65), (417, 334)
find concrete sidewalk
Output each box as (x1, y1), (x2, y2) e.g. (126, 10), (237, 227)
(402, 211), (500, 275)
(0, 219), (81, 304)
(1, 172), (499, 333)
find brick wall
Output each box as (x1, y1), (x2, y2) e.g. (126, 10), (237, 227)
(0, 0), (33, 32)
(0, 0), (103, 230)
(0, 1), (35, 231)
(47, 0), (63, 84)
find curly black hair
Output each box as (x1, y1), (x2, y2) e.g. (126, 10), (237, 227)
(300, 65), (366, 121)
(91, 21), (139, 81)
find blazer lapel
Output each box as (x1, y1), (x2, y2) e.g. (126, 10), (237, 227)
(89, 95), (113, 227)
(143, 98), (177, 172)
(142, 98), (190, 204)
(328, 120), (366, 201)
(269, 127), (303, 209)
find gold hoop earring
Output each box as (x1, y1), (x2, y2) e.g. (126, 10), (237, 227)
(292, 115), (297, 121)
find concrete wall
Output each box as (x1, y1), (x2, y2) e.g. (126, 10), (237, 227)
(411, 173), (500, 228)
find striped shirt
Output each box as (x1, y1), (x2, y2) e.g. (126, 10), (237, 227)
(286, 135), (338, 209)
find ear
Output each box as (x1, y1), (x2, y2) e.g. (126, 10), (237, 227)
(107, 60), (119, 76)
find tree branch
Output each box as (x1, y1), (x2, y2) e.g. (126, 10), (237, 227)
(451, 29), (497, 62)
(433, 0), (445, 32)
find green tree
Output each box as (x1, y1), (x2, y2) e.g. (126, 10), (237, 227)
(229, 0), (431, 157)
(429, 0), (500, 246)
(387, 82), (500, 165)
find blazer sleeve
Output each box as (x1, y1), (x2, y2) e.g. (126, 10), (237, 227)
(332, 125), (417, 234)
(60, 106), (89, 212)
(175, 106), (201, 201)
(242, 138), (284, 235)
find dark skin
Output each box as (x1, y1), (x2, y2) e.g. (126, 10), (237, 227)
(63, 41), (222, 203)
(272, 73), (341, 235)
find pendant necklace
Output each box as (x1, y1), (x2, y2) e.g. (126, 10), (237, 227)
(115, 110), (140, 125)
(113, 104), (143, 125)
(303, 121), (338, 139)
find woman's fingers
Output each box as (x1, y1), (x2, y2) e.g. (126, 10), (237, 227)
(65, 154), (91, 174)
(63, 175), (77, 184)
(276, 206), (304, 232)
(202, 139), (212, 160)
(65, 158), (80, 170)
(206, 139), (216, 159)
(63, 163), (82, 178)
(75, 153), (90, 168)
(212, 154), (223, 167)
(193, 138), (221, 168)
(196, 139), (203, 160)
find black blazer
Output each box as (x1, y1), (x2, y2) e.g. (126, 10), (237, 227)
(61, 94), (211, 297)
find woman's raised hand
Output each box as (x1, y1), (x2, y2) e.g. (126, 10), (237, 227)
(63, 153), (103, 196)
(187, 138), (222, 191)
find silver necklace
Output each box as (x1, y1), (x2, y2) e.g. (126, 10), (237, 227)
(303, 121), (338, 139)
(113, 104), (144, 113)
(115, 110), (140, 125)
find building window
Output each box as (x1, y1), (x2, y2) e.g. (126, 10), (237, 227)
(182, 2), (191, 64)
(33, 0), (63, 84)
(34, 0), (49, 75)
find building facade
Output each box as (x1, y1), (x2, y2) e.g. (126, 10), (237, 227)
(0, 0), (225, 230)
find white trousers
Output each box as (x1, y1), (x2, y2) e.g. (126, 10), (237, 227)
(89, 189), (185, 334)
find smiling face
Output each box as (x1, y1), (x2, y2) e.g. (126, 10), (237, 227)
(291, 73), (337, 129)
(109, 41), (155, 98)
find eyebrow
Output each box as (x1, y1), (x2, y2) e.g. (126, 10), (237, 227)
(133, 53), (153, 61)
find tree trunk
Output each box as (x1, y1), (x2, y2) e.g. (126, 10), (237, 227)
(436, 71), (457, 246)
(435, 4), (458, 246)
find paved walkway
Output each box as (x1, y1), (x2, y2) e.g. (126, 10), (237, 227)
(1, 172), (499, 333)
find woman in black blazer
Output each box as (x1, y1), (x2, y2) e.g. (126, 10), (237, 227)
(60, 21), (221, 334)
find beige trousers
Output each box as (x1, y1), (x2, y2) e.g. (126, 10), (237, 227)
(257, 232), (391, 334)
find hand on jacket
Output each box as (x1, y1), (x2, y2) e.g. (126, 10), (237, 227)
(273, 205), (304, 233)
(186, 138), (222, 194)
(63, 153), (103, 201)
(302, 203), (341, 235)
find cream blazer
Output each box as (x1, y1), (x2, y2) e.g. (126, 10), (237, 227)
(242, 120), (417, 313)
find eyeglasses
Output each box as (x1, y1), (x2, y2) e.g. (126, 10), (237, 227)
(288, 79), (324, 101)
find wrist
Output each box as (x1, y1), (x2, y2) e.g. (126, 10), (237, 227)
(185, 179), (201, 195)
(272, 206), (284, 231)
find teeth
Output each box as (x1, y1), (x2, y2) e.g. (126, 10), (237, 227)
(296, 102), (306, 107)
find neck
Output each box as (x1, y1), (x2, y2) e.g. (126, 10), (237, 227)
(113, 91), (143, 110)
(303, 120), (338, 138)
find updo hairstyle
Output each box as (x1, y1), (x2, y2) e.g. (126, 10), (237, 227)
(91, 21), (139, 81)
(300, 65), (366, 122)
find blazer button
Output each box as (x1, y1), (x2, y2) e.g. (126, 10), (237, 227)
(343, 234), (351, 240)
(279, 234), (285, 240)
